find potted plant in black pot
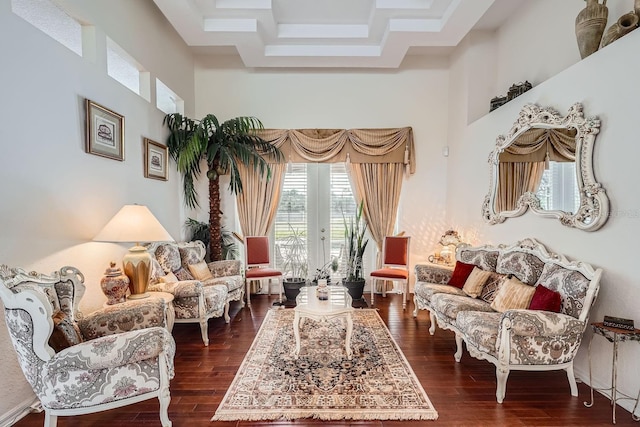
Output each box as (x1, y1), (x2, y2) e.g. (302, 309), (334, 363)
(342, 201), (369, 301)
(280, 225), (308, 303)
(312, 257), (339, 285)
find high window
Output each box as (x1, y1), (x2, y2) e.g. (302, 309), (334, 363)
(107, 37), (150, 101)
(12, 0), (83, 56)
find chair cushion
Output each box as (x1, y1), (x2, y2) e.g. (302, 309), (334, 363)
(414, 282), (466, 303)
(490, 276), (536, 313)
(456, 311), (502, 356)
(174, 267), (194, 281)
(447, 261), (476, 288)
(246, 267), (281, 278)
(188, 261), (214, 281)
(159, 271), (178, 283)
(462, 267), (492, 298)
(534, 263), (590, 319)
(371, 268), (408, 279)
(431, 294), (494, 323)
(49, 310), (83, 352)
(179, 245), (204, 268)
(496, 250), (546, 285)
(529, 284), (562, 312)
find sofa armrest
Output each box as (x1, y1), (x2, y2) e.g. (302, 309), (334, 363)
(501, 310), (585, 337)
(46, 327), (175, 372)
(207, 259), (242, 277)
(78, 298), (167, 340)
(497, 309), (585, 365)
(414, 264), (453, 285)
(149, 280), (203, 298)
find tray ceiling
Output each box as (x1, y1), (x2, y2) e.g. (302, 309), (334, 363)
(153, 0), (523, 68)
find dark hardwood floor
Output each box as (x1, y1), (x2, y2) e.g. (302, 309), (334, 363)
(14, 294), (634, 426)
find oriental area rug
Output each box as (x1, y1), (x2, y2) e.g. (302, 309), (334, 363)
(211, 308), (438, 421)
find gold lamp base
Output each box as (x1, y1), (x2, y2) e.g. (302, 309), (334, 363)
(122, 244), (152, 299)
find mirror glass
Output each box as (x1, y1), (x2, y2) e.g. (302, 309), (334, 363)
(482, 103), (609, 231)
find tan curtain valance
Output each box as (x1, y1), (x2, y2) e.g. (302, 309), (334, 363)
(257, 127), (416, 174)
(499, 128), (577, 163)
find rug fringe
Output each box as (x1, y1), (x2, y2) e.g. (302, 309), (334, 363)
(212, 410), (438, 421)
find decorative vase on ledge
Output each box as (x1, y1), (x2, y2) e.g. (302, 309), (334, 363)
(601, 11), (639, 48)
(575, 0), (609, 59)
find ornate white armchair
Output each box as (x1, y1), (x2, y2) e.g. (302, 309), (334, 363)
(146, 240), (244, 345)
(0, 265), (175, 427)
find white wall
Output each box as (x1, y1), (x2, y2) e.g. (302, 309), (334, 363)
(193, 55), (453, 281)
(447, 4), (640, 412)
(0, 0), (194, 420)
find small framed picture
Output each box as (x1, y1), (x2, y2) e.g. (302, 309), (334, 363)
(85, 99), (124, 161)
(144, 138), (168, 181)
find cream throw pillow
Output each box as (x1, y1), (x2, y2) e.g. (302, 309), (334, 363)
(462, 267), (492, 298)
(159, 271), (179, 283)
(188, 261), (213, 281)
(490, 276), (536, 312)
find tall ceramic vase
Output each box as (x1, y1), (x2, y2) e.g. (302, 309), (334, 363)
(575, 0), (609, 59)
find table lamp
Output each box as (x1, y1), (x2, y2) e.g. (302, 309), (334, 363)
(94, 204), (174, 299)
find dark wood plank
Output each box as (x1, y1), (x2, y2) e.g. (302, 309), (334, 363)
(12, 293), (636, 426)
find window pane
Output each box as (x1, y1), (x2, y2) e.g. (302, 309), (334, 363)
(274, 163), (307, 276)
(330, 163), (356, 277)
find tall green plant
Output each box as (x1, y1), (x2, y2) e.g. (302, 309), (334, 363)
(164, 113), (282, 260)
(344, 201), (369, 281)
(280, 225), (308, 281)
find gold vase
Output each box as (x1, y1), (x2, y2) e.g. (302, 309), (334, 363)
(601, 11), (639, 48)
(575, 0), (609, 58)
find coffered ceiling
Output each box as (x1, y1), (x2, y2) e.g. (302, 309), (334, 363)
(152, 0), (525, 68)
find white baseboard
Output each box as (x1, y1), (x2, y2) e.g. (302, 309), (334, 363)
(0, 396), (40, 427)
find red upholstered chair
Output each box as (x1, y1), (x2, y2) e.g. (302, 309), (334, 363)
(245, 236), (283, 307)
(370, 236), (411, 309)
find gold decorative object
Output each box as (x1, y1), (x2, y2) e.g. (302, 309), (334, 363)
(575, 0), (609, 59)
(94, 205), (174, 298)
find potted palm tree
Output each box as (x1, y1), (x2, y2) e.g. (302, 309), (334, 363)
(164, 114), (282, 261)
(280, 225), (308, 302)
(342, 201), (369, 300)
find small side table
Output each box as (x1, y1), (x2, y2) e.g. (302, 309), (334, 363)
(584, 322), (640, 424)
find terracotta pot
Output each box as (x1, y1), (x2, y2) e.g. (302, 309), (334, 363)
(575, 0), (609, 58)
(601, 11), (639, 47)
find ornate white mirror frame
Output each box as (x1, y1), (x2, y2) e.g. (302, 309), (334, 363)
(481, 102), (609, 231)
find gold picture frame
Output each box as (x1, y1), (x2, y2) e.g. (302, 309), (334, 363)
(144, 138), (168, 181)
(85, 99), (124, 161)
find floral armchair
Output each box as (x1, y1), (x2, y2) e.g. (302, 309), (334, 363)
(0, 265), (175, 427)
(146, 240), (244, 346)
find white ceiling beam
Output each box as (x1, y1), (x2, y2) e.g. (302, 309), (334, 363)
(203, 18), (258, 32)
(265, 44), (381, 57)
(376, 0), (434, 10)
(215, 0), (272, 9)
(278, 24), (368, 39)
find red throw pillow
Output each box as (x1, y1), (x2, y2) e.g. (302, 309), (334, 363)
(447, 261), (477, 289)
(528, 284), (562, 312)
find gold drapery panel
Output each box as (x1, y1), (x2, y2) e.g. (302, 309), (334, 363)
(236, 162), (286, 237)
(257, 127), (415, 174)
(496, 162), (546, 212)
(348, 163), (404, 293)
(499, 128), (577, 163)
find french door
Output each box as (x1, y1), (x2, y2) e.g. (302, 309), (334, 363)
(272, 163), (360, 280)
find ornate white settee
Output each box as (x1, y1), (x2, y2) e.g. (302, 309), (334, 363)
(146, 240), (244, 345)
(413, 238), (602, 403)
(0, 265), (175, 427)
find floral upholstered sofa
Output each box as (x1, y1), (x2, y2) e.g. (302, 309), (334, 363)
(413, 238), (602, 403)
(146, 240), (244, 345)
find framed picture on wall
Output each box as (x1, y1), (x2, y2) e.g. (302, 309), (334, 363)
(85, 99), (124, 161)
(144, 138), (168, 181)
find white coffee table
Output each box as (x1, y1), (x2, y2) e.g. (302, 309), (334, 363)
(293, 286), (354, 360)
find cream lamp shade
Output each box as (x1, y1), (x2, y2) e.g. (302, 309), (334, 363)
(94, 205), (174, 299)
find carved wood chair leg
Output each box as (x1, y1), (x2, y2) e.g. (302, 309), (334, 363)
(200, 319), (209, 346)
